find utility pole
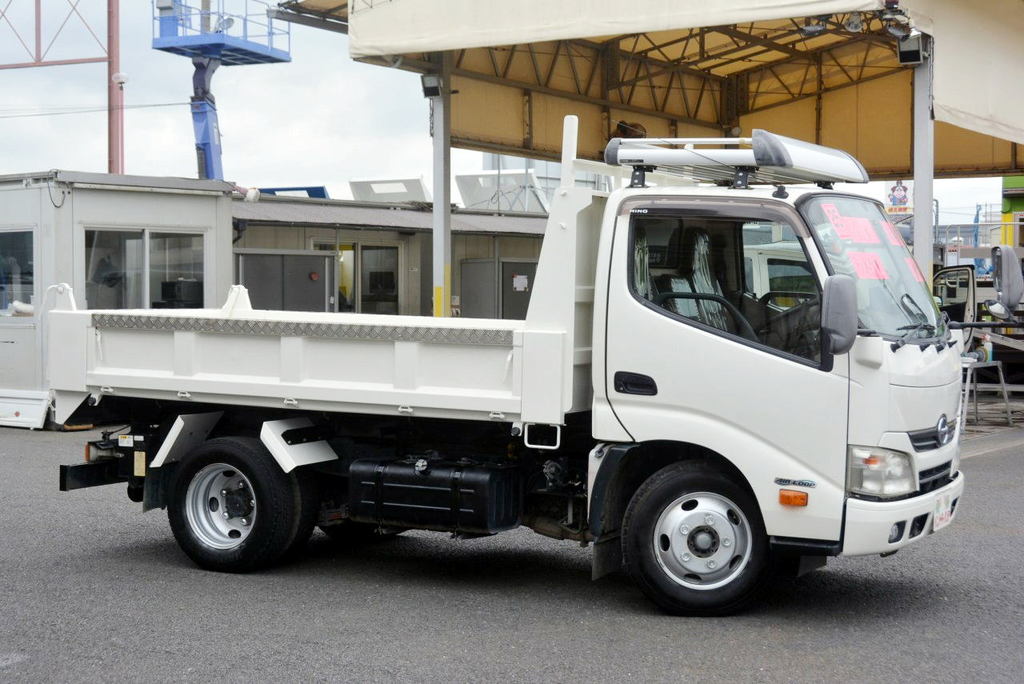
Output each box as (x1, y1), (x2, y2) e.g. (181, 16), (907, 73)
(107, 0), (125, 174)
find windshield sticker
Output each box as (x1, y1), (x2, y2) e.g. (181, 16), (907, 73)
(820, 203), (880, 244)
(882, 221), (905, 246)
(848, 251), (889, 280)
(905, 257), (925, 282)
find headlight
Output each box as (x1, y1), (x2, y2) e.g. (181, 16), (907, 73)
(847, 446), (917, 498)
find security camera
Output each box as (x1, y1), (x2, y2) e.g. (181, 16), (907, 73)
(897, 30), (927, 65)
(112, 72), (128, 86)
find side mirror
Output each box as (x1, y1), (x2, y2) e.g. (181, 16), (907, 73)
(989, 246), (1024, 320)
(821, 274), (858, 369)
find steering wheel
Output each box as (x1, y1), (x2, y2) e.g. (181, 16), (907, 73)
(762, 293), (822, 357)
(757, 290), (818, 310)
(653, 292), (760, 342)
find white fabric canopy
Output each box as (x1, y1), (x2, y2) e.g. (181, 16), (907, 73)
(904, 0), (1024, 145)
(348, 0), (1024, 145)
(348, 0), (880, 57)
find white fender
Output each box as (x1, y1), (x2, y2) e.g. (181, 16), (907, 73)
(150, 412), (224, 468)
(259, 417), (338, 473)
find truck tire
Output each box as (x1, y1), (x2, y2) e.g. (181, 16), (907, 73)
(168, 437), (306, 572)
(621, 461), (768, 616)
(283, 469), (319, 558)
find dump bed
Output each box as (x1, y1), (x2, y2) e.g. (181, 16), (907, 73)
(47, 288), (544, 423)
(47, 118), (607, 427)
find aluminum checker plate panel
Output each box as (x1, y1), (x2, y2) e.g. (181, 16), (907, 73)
(91, 314), (515, 346)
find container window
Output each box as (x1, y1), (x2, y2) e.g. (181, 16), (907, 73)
(150, 233), (204, 308)
(85, 230), (144, 309)
(361, 246), (399, 315)
(0, 231), (33, 315)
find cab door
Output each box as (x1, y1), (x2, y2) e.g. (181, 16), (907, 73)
(933, 265), (976, 345)
(601, 199), (849, 542)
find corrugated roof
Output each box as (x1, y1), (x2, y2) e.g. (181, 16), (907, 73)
(231, 195), (547, 235)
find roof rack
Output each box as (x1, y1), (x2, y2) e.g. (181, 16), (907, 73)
(603, 129), (869, 189)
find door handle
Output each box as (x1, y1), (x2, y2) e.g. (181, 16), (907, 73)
(614, 371), (658, 396)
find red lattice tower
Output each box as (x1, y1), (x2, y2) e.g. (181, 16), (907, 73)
(0, 1), (123, 173)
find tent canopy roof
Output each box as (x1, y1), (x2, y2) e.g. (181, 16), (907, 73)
(282, 0), (1024, 179)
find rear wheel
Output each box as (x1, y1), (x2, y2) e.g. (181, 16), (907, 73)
(622, 461), (768, 615)
(168, 437), (304, 572)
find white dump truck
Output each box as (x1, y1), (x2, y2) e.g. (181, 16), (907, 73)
(52, 117), (984, 615)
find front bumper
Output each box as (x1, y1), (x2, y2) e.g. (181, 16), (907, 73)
(841, 471), (964, 556)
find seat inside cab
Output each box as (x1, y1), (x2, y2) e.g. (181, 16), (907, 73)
(631, 214), (822, 362)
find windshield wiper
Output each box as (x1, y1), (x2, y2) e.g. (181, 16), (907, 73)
(899, 293), (928, 323)
(897, 322), (936, 334)
(891, 322), (937, 351)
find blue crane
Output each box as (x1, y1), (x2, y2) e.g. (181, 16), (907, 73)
(152, 1), (291, 180)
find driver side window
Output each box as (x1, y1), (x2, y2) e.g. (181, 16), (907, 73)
(630, 214), (822, 362)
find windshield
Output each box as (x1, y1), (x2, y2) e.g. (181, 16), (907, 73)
(799, 195), (944, 340)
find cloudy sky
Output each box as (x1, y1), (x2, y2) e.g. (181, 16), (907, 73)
(0, 1), (1005, 219)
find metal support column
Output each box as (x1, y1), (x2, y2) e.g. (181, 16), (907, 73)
(912, 36), (934, 280)
(107, 0), (124, 174)
(429, 53), (452, 317)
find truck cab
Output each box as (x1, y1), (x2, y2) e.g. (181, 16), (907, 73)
(586, 132), (967, 612)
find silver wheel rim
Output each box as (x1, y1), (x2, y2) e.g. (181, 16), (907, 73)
(652, 491), (752, 591)
(185, 463), (257, 550)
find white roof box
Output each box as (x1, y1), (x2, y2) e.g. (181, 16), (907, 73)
(604, 129), (869, 187)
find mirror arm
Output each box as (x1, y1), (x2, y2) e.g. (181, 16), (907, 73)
(949, 321), (1024, 329)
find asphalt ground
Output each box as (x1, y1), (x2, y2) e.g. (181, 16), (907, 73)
(1, 427), (1022, 683)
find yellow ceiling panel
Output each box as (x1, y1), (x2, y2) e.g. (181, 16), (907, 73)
(450, 76), (525, 149)
(739, 97), (816, 143)
(531, 95), (605, 159)
(935, 122), (1015, 174)
(853, 71), (911, 175)
(283, 1), (1024, 176)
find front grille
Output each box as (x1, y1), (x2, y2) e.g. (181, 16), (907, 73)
(909, 426), (942, 451)
(918, 461), (953, 494)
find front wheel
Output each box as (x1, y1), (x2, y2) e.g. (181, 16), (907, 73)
(622, 461), (769, 615)
(168, 437), (306, 572)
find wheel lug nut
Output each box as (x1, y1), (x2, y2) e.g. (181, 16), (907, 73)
(222, 511), (229, 519)
(249, 499), (255, 507)
(681, 553), (692, 562)
(220, 489), (227, 496)
(704, 514), (715, 526)
(722, 538), (732, 547)
(679, 525), (689, 535)
(707, 560), (717, 569)
(240, 518), (249, 526)
(237, 481), (245, 490)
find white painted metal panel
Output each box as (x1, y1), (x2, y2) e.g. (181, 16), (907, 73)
(0, 324), (38, 391)
(0, 389), (48, 429)
(598, 189), (850, 542)
(49, 287), (533, 424)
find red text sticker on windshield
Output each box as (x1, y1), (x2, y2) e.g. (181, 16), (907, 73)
(883, 221), (905, 246)
(820, 203), (879, 244)
(905, 257), (925, 282)
(848, 251), (889, 279)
